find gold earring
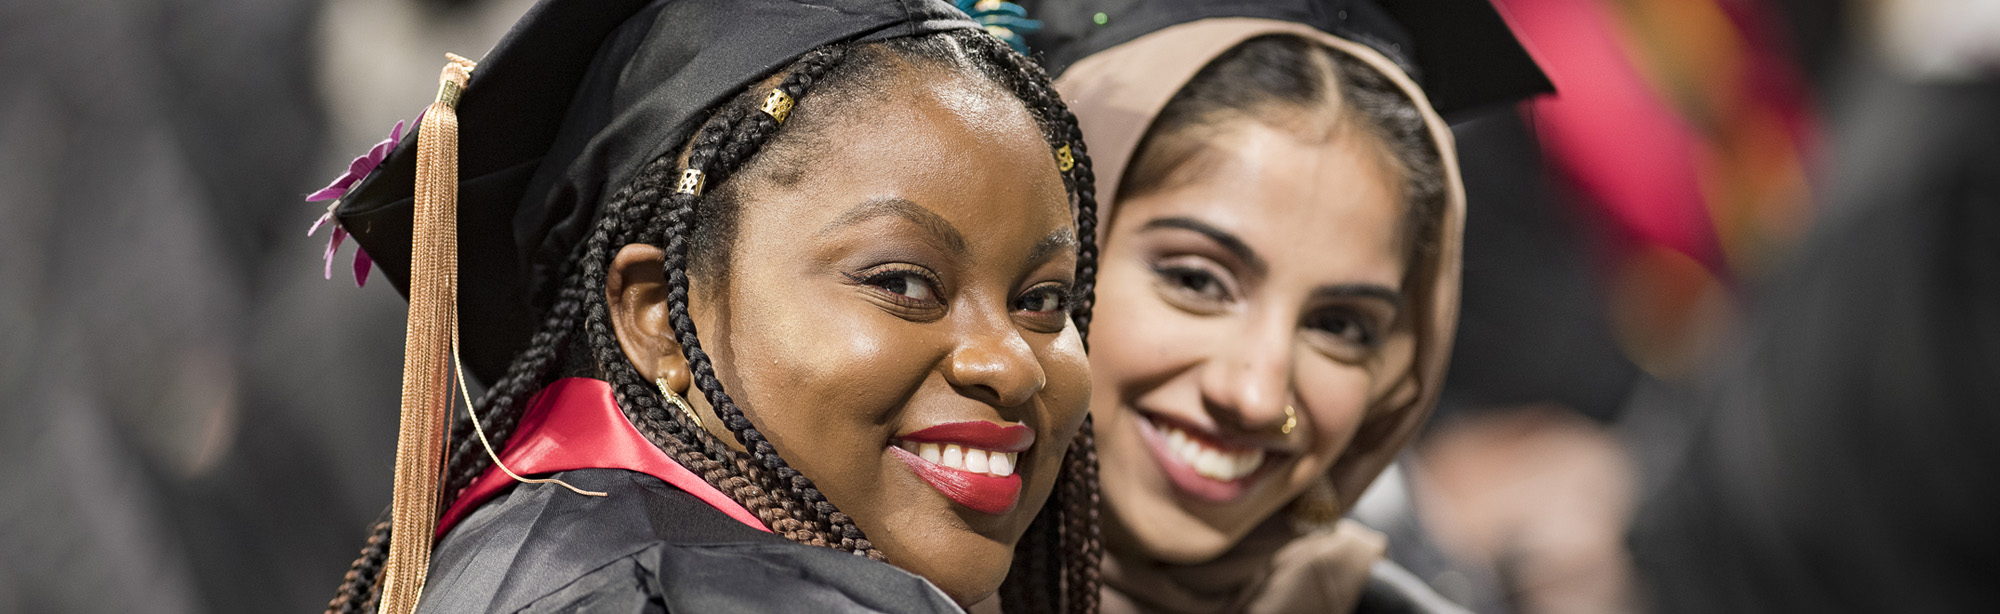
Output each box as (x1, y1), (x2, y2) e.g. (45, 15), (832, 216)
(1281, 405), (1297, 435)
(657, 377), (702, 429)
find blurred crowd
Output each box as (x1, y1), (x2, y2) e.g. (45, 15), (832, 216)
(1, 0), (1993, 612)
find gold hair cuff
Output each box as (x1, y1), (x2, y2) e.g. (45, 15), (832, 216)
(761, 89), (795, 124)
(675, 168), (705, 196)
(658, 377), (702, 429)
(1055, 144), (1075, 172)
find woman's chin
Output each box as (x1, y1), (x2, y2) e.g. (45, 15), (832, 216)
(1100, 411), (1293, 565)
(1101, 486), (1246, 565)
(881, 532), (1015, 606)
(862, 451), (1052, 604)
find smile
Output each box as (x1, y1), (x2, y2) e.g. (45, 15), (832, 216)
(1136, 413), (1275, 502)
(890, 422), (1034, 515)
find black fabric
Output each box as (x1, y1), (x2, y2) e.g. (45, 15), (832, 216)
(1355, 560), (1473, 614)
(1626, 77), (2000, 613)
(1437, 111), (1638, 423)
(333, 0), (979, 382)
(1017, 0), (1551, 119)
(420, 468), (964, 613)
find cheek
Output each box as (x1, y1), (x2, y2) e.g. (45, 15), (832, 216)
(1025, 325), (1092, 501)
(721, 258), (934, 395)
(1085, 254), (1205, 403)
(1291, 358), (1377, 473)
(712, 271), (937, 472)
(1040, 326), (1092, 432)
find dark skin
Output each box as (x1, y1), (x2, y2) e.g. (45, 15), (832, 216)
(606, 66), (1090, 606)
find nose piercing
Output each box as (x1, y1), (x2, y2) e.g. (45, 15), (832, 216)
(1281, 405), (1297, 435)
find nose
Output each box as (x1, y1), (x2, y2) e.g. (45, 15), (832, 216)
(943, 309), (1046, 408)
(1199, 313), (1295, 435)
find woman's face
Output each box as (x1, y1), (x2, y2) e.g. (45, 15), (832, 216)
(611, 68), (1088, 605)
(1091, 119), (1417, 564)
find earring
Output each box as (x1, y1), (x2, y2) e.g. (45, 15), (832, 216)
(1288, 476), (1342, 534)
(657, 377), (702, 429)
(1281, 405), (1297, 435)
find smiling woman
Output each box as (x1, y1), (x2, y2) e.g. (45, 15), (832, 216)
(1022, 0), (1550, 612)
(314, 1), (1102, 613)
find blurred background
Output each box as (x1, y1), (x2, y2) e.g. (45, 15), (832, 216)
(0, 0), (1993, 612)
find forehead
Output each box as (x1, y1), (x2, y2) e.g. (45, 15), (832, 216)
(1125, 121), (1406, 281)
(735, 66), (1073, 247)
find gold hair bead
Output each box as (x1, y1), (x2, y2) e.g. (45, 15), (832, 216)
(761, 89), (795, 124)
(1055, 144), (1075, 172)
(675, 168), (705, 196)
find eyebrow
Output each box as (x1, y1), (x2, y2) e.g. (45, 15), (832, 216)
(1139, 216), (1267, 276)
(1029, 227), (1079, 264)
(818, 196), (968, 256)
(1310, 283), (1406, 311)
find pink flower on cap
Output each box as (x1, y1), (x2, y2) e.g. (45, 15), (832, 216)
(307, 117), (414, 287)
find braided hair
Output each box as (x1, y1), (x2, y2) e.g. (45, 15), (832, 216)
(327, 29), (1102, 614)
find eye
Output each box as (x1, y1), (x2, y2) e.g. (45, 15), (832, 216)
(1151, 256), (1236, 312)
(1303, 308), (1381, 348)
(846, 265), (945, 311)
(874, 271), (937, 302)
(1014, 283), (1071, 314)
(1012, 282), (1073, 333)
(1164, 267), (1223, 297)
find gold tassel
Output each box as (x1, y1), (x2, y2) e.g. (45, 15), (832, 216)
(377, 52), (475, 614)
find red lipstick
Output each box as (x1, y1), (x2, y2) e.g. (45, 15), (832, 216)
(891, 447), (1022, 515)
(898, 421), (1035, 453)
(890, 421), (1035, 515)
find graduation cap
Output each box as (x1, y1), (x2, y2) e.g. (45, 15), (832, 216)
(1019, 0), (1551, 118)
(309, 1), (980, 610)
(332, 0), (978, 384)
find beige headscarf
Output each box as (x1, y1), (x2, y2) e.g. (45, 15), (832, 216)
(1054, 17), (1466, 614)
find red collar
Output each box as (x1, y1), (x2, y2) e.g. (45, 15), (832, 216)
(436, 377), (769, 536)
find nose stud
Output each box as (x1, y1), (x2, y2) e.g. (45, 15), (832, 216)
(1281, 405), (1297, 435)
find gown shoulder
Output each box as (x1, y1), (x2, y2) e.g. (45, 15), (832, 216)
(417, 468), (963, 614)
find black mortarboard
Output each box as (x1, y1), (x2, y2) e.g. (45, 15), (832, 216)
(333, 0), (979, 384)
(1019, 0), (1551, 118)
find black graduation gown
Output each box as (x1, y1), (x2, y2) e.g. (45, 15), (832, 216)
(418, 468), (964, 613)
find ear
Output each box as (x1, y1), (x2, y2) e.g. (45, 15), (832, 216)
(607, 243), (692, 397)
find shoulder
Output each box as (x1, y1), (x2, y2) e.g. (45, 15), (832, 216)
(418, 468), (769, 613)
(417, 469), (961, 614)
(1245, 519), (1390, 614)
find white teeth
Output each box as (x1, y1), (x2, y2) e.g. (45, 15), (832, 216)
(899, 441), (1018, 478)
(1154, 421), (1268, 482)
(1196, 448), (1223, 476)
(990, 452), (1014, 477)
